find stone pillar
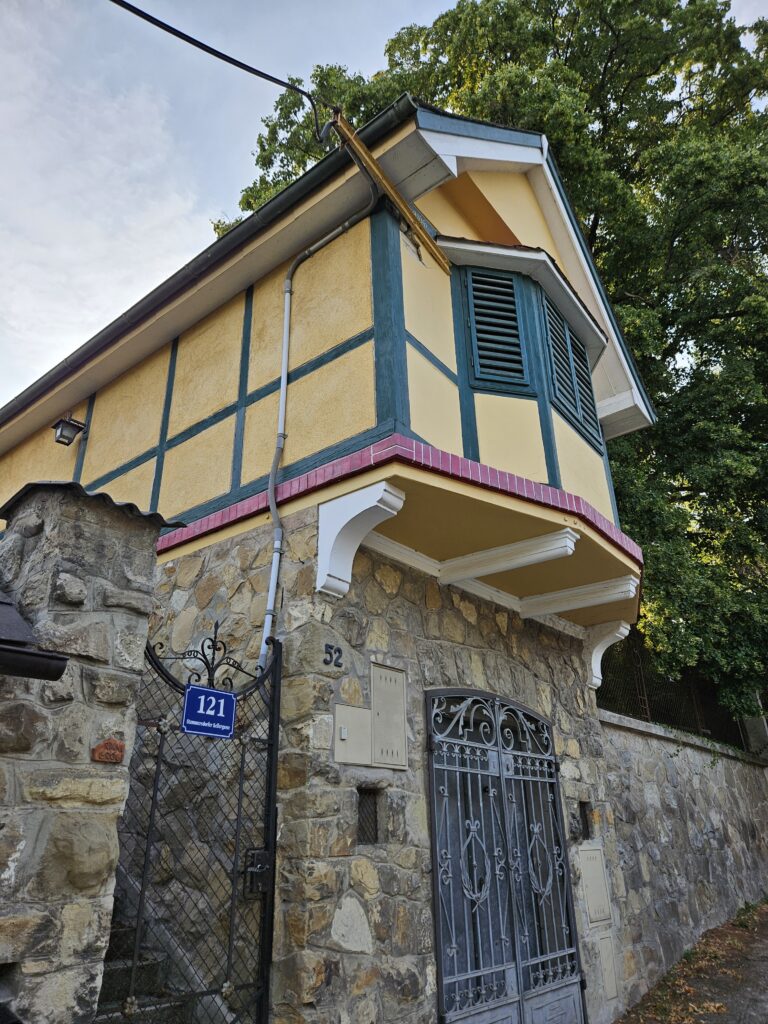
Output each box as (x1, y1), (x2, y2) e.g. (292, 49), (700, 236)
(0, 483), (165, 1024)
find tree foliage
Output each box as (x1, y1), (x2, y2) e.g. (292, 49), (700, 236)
(221, 0), (768, 711)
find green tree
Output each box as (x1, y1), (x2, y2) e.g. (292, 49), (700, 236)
(220, 0), (768, 711)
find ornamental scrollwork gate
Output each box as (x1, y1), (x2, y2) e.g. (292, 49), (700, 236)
(95, 626), (282, 1024)
(427, 690), (585, 1024)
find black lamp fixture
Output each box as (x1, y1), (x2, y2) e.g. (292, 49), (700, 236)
(51, 413), (86, 446)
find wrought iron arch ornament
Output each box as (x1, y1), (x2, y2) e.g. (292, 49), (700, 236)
(426, 688), (585, 1024)
(145, 621), (278, 696)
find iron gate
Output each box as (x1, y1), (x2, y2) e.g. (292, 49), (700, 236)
(95, 628), (282, 1024)
(427, 690), (584, 1024)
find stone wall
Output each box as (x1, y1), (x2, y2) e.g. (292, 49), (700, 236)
(152, 503), (768, 1024)
(154, 506), (615, 1024)
(0, 484), (162, 1024)
(598, 709), (768, 1008)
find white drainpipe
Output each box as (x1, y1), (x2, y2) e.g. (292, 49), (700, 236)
(257, 155), (379, 669)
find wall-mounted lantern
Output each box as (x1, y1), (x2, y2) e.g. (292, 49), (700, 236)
(51, 414), (86, 447)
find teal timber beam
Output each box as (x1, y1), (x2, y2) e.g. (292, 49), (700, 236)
(370, 208), (409, 431)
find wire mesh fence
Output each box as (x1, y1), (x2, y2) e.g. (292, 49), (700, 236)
(95, 638), (281, 1024)
(598, 629), (747, 750)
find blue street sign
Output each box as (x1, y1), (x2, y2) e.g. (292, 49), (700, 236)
(181, 684), (237, 739)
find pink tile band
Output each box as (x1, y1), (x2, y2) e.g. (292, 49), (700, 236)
(157, 433), (643, 566)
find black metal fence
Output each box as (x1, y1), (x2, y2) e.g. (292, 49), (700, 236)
(597, 629), (747, 750)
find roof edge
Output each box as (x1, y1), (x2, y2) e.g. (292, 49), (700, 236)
(0, 93), (422, 432)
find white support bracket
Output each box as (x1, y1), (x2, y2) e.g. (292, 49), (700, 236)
(584, 621), (631, 690)
(316, 481), (406, 597)
(519, 575), (639, 620)
(438, 528), (579, 584)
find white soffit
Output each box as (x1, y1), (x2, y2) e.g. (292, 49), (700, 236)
(439, 239), (608, 368)
(417, 129), (542, 176)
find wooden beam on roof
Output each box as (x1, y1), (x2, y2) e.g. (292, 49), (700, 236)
(437, 528), (580, 585)
(519, 575), (639, 619)
(332, 111), (452, 275)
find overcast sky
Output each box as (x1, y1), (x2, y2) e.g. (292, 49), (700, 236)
(0, 0), (763, 409)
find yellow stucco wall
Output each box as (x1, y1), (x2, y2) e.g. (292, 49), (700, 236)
(248, 222), (372, 393)
(466, 171), (564, 266)
(158, 418), (235, 520)
(83, 348), (169, 483)
(168, 294), (244, 436)
(242, 342), (376, 485)
(0, 400), (89, 510)
(415, 188), (481, 241)
(553, 412), (614, 522)
(475, 394), (548, 483)
(0, 217), (375, 523)
(400, 238), (456, 372)
(99, 458), (156, 511)
(407, 347), (463, 456)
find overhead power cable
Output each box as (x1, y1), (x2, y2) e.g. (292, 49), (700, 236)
(106, 0), (327, 139)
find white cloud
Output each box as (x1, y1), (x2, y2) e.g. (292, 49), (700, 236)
(0, 0), (210, 406)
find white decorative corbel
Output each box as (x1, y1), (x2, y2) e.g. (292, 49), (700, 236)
(316, 481), (406, 597)
(584, 620), (630, 690)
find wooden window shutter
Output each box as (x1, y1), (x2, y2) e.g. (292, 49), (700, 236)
(545, 295), (578, 415)
(570, 333), (601, 441)
(467, 270), (527, 385)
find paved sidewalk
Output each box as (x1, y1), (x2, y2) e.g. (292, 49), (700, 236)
(617, 902), (768, 1024)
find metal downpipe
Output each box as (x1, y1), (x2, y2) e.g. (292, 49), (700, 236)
(257, 152), (379, 668)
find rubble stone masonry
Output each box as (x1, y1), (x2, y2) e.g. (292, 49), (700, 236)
(154, 505), (768, 1023)
(0, 485), (162, 1024)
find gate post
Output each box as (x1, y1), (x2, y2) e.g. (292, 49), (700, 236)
(0, 483), (168, 1024)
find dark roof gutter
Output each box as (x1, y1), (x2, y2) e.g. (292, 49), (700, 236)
(0, 643), (68, 682)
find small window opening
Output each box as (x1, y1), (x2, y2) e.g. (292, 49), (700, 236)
(578, 801), (592, 842)
(357, 787), (380, 845)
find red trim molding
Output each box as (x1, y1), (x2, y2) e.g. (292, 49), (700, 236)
(157, 433), (643, 565)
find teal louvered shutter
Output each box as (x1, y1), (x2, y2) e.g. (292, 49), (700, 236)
(467, 270), (528, 386)
(545, 294), (603, 448)
(544, 295), (578, 414)
(570, 333), (601, 441)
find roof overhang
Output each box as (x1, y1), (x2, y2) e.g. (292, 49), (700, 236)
(0, 94), (654, 454)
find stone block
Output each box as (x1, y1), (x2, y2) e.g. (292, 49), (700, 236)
(101, 583), (153, 615)
(34, 813), (119, 897)
(278, 751), (311, 790)
(21, 768), (126, 807)
(54, 572), (87, 606)
(350, 857), (380, 899)
(170, 606), (199, 653)
(0, 904), (60, 962)
(11, 960), (103, 1024)
(50, 704), (93, 764)
(379, 958), (424, 1015)
(112, 626), (148, 671)
(374, 563), (402, 597)
(36, 619), (110, 664)
(41, 662), (81, 705)
(83, 666), (139, 706)
(173, 555), (203, 589)
(281, 676), (334, 722)
(0, 702), (51, 754)
(330, 893), (373, 953)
